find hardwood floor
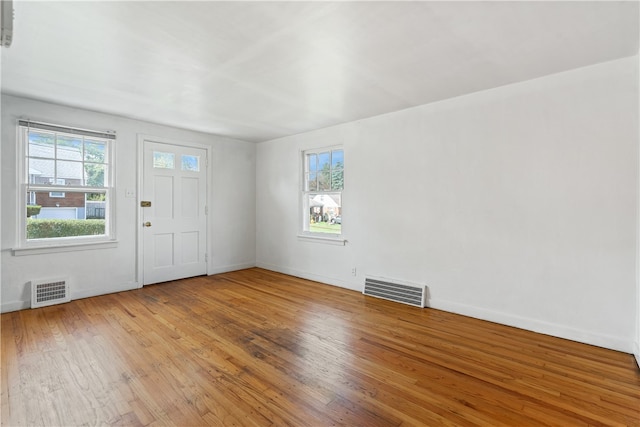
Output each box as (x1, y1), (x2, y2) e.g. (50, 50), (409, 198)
(2, 268), (639, 426)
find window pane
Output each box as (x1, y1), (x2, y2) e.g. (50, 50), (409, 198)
(308, 154), (317, 172)
(181, 155), (200, 171)
(28, 158), (54, 184)
(57, 160), (83, 186)
(318, 152), (330, 171)
(331, 150), (344, 169)
(26, 191), (106, 239)
(308, 193), (341, 234)
(28, 131), (55, 159)
(331, 169), (344, 190)
(85, 139), (106, 163)
(318, 169), (331, 191)
(85, 163), (105, 187)
(86, 194), (107, 219)
(56, 135), (83, 160)
(153, 151), (175, 169)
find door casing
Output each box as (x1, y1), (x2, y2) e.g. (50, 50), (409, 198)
(136, 134), (211, 286)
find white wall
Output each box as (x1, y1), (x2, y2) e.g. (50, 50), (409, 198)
(1, 95), (256, 312)
(636, 23), (640, 367)
(0, 54), (3, 311)
(257, 56), (639, 353)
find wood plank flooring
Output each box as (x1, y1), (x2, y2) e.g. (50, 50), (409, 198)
(2, 268), (639, 426)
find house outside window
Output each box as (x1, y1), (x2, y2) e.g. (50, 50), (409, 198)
(302, 147), (343, 237)
(48, 178), (66, 198)
(18, 120), (115, 245)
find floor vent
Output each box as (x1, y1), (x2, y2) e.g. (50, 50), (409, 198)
(363, 277), (426, 308)
(31, 278), (70, 309)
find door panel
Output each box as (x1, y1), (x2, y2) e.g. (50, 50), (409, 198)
(143, 141), (207, 285)
(154, 176), (174, 219)
(181, 177), (199, 217)
(181, 232), (199, 263)
(154, 234), (174, 267)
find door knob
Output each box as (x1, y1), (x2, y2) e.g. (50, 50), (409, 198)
(143, 222), (152, 227)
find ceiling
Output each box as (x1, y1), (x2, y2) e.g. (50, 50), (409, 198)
(2, 1), (638, 143)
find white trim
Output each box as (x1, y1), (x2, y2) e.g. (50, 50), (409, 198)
(136, 134), (211, 286)
(255, 263), (636, 353)
(29, 185), (107, 193)
(208, 262), (257, 275)
(13, 240), (118, 256)
(300, 145), (344, 238)
(302, 144), (344, 156)
(16, 125), (26, 246)
(256, 262), (360, 292)
(136, 135), (143, 285)
(16, 122), (116, 248)
(17, 118), (116, 140)
(297, 234), (346, 246)
(71, 280), (140, 300)
(1, 300), (30, 313)
(0, 279), (139, 314)
(429, 297), (634, 354)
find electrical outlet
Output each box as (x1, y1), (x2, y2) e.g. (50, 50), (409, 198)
(351, 267), (357, 276)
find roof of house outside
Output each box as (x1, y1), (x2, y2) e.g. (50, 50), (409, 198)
(28, 142), (84, 181)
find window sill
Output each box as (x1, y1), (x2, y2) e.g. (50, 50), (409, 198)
(13, 240), (118, 256)
(297, 234), (346, 246)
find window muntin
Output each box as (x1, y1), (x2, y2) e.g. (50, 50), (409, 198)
(302, 147), (343, 236)
(19, 121), (115, 245)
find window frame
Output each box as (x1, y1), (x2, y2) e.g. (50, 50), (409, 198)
(16, 120), (117, 250)
(299, 145), (344, 243)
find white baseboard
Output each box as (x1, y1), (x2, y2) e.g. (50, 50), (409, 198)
(208, 262), (257, 275)
(2, 264), (257, 313)
(1, 281), (140, 313)
(255, 262), (634, 354)
(429, 297), (634, 354)
(71, 281), (140, 300)
(6, 262), (634, 356)
(1, 300), (30, 313)
(256, 261), (361, 292)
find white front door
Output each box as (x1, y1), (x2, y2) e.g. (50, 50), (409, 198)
(142, 140), (208, 285)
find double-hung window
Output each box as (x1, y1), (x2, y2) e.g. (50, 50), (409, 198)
(302, 146), (344, 237)
(18, 120), (115, 247)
